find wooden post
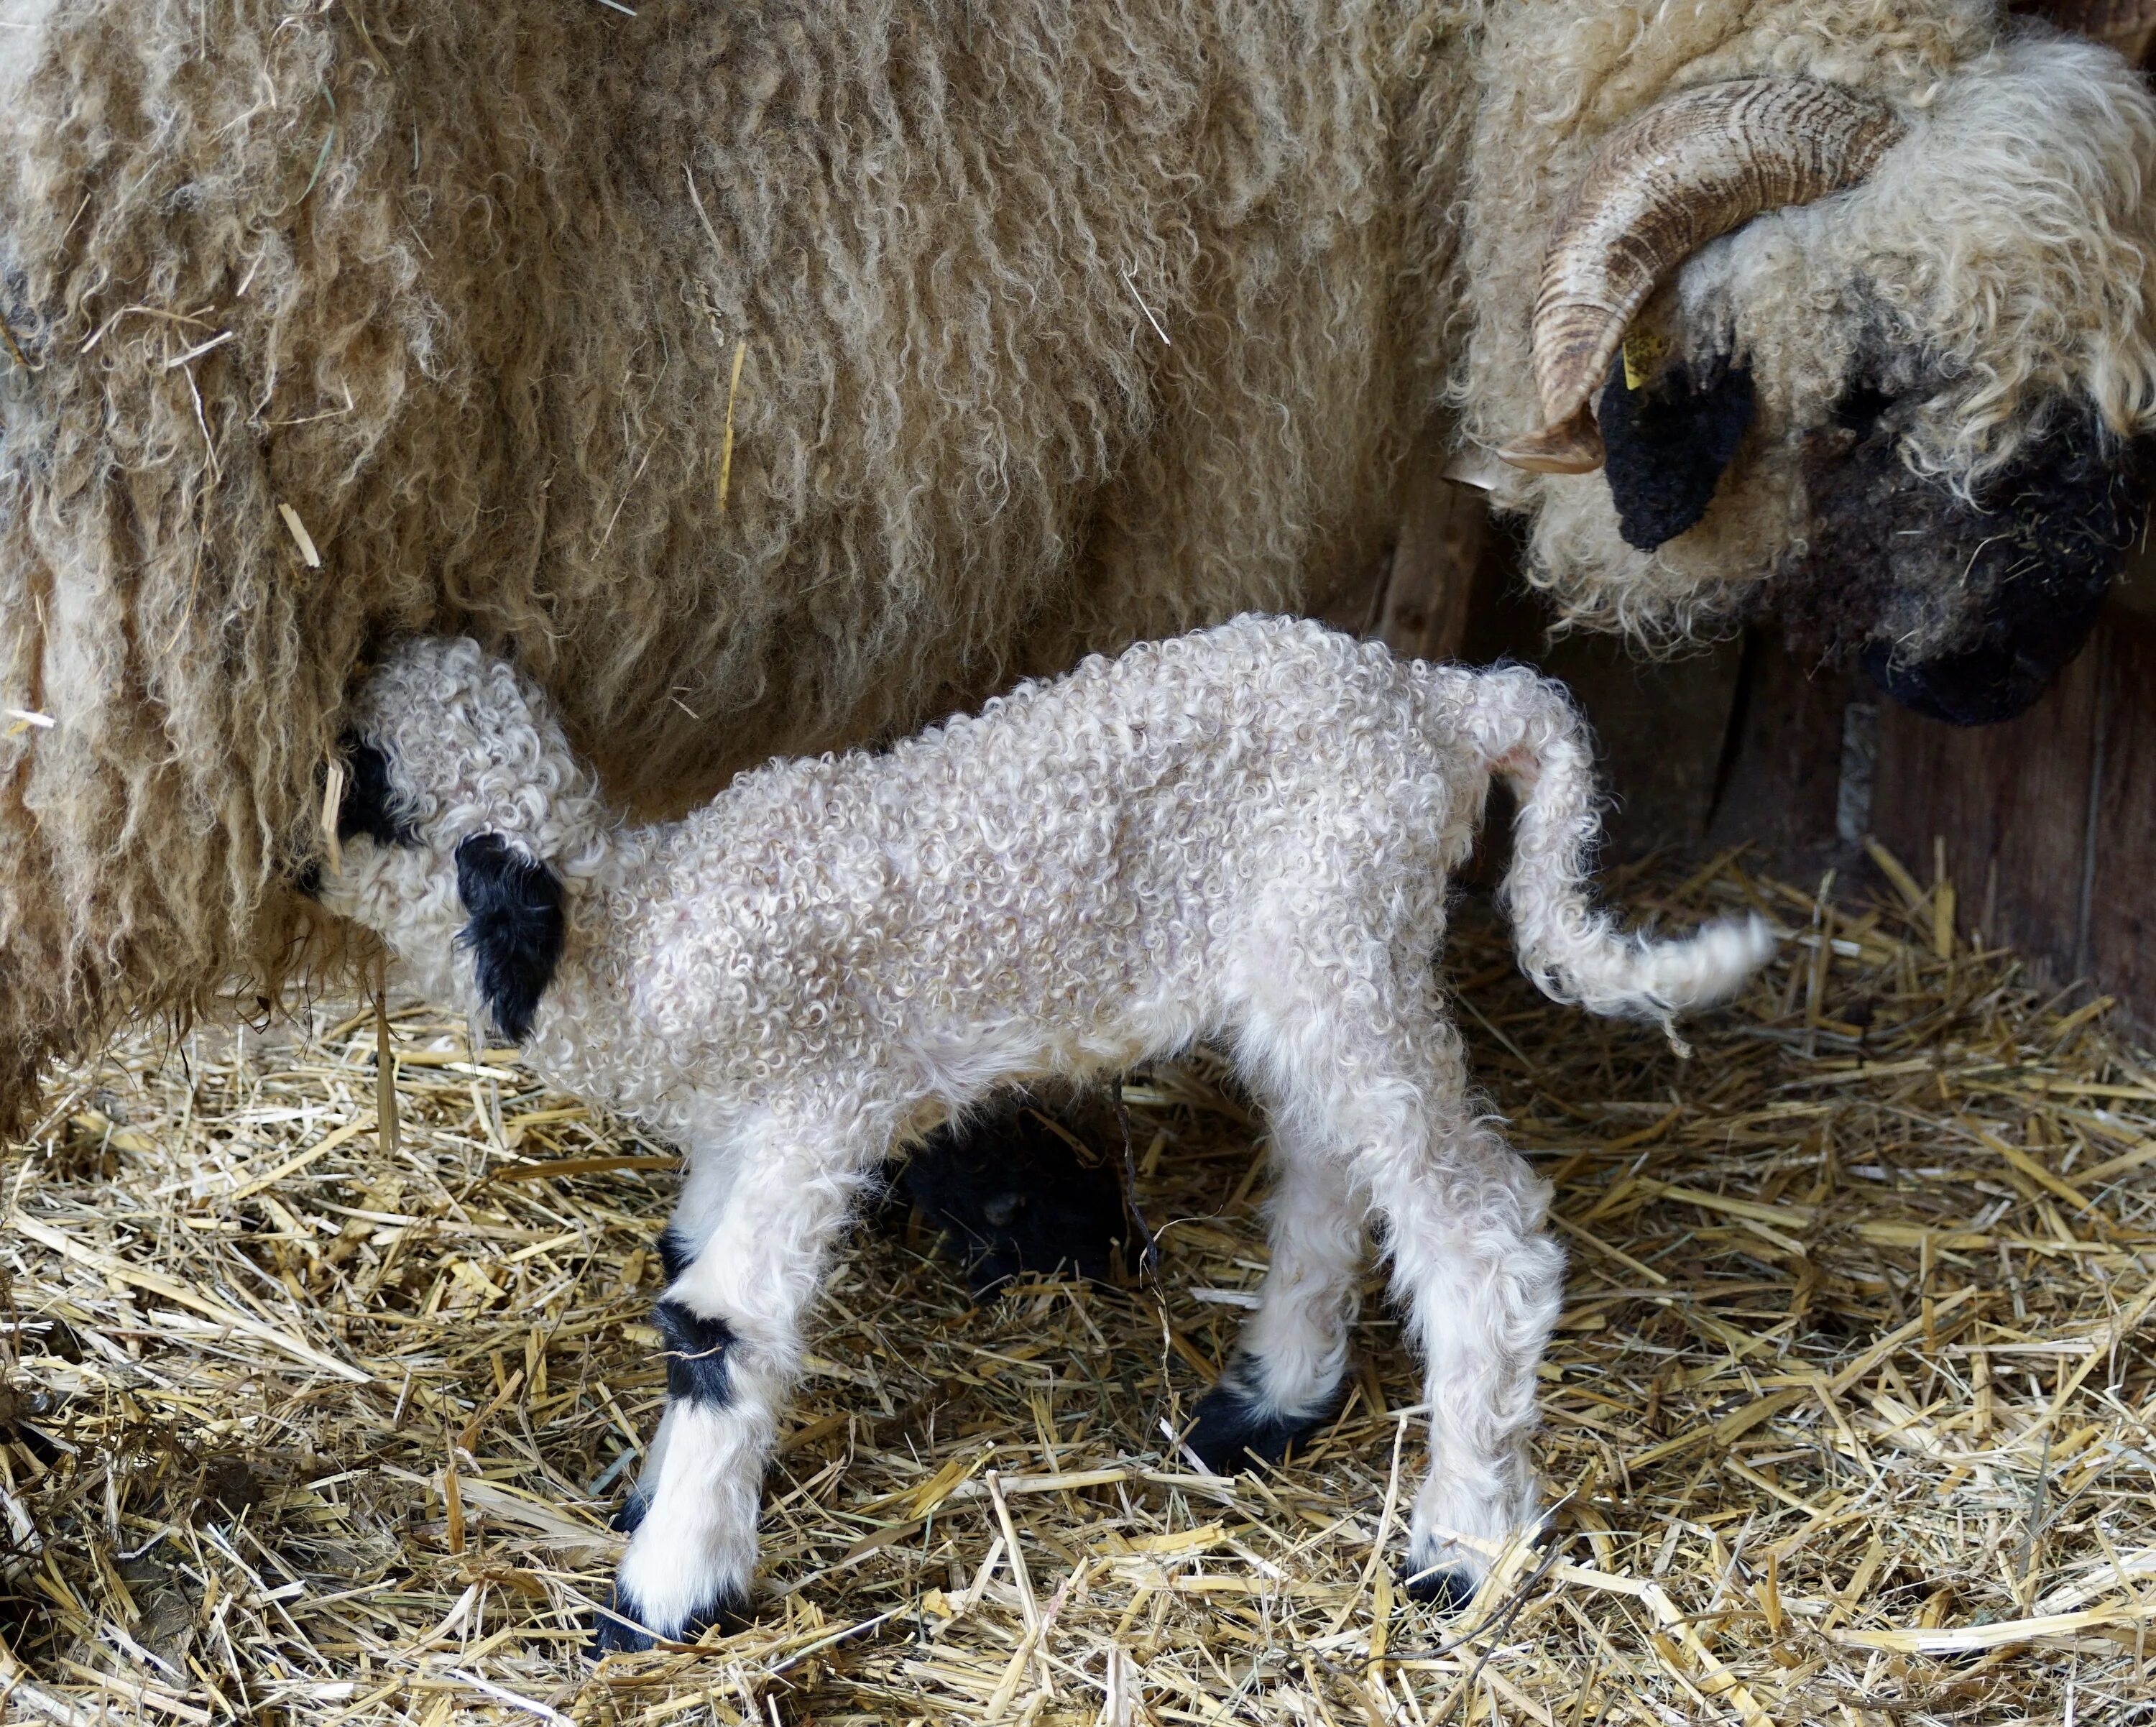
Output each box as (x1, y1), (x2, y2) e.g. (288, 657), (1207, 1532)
(1375, 461), (1488, 666)
(1870, 637), (2106, 977)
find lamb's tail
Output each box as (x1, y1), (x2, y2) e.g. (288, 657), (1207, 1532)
(1432, 663), (1775, 1027)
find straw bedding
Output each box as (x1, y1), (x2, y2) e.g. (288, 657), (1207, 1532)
(4, 849), (2155, 1725)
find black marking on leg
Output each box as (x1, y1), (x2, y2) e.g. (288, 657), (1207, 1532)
(1184, 1358), (1343, 1473)
(591, 1585), (656, 1655)
(453, 832), (565, 1043)
(609, 1483), (651, 1536)
(653, 1299), (737, 1406)
(1399, 1562), (1479, 1613)
(589, 1579), (752, 1657)
(657, 1225), (694, 1284)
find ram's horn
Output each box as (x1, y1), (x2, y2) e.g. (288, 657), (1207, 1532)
(1498, 78), (1903, 476)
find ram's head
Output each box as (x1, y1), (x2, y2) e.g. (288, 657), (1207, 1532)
(1472, 30), (2156, 724)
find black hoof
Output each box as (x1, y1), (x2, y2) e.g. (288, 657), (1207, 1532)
(588, 1582), (750, 1658)
(1399, 1562), (1479, 1612)
(590, 1587), (657, 1655)
(1184, 1369), (1340, 1473)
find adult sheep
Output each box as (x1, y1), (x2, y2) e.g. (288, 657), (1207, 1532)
(1, 0), (2152, 1134)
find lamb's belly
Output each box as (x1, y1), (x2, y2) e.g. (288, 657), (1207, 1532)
(892, 952), (1216, 1101)
(898, 1013), (1171, 1101)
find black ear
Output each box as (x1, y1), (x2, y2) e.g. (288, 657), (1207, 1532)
(1598, 353), (1755, 551)
(454, 833), (565, 1043)
(336, 733), (417, 847)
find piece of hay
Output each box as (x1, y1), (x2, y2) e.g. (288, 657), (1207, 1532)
(5, 856), (2156, 1722)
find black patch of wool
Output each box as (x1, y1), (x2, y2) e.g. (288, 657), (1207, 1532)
(609, 1483), (650, 1535)
(1598, 352), (1755, 551)
(901, 1092), (1127, 1297)
(591, 1580), (749, 1656)
(1184, 1357), (1345, 1473)
(653, 1298), (737, 1406)
(454, 833), (565, 1043)
(1781, 396), (2147, 725)
(656, 1225), (694, 1284)
(336, 735), (417, 847)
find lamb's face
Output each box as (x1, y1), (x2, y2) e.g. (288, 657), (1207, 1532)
(315, 637), (597, 1042)
(1483, 32), (2156, 724)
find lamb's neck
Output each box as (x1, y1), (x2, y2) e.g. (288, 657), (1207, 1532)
(511, 819), (688, 1124)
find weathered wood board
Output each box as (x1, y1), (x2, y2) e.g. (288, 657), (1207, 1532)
(1350, 438), (2156, 1031)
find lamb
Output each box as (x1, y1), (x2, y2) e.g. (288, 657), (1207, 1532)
(0, 1), (2150, 1137)
(313, 618), (1773, 1651)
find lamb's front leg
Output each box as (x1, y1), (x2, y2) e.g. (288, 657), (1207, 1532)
(594, 1116), (876, 1653)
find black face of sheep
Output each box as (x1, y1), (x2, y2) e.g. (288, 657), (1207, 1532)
(1493, 63), (2156, 729)
(1778, 397), (2147, 726)
(1600, 364), (2148, 724)
(898, 1094), (1128, 1298)
(336, 737), (418, 848)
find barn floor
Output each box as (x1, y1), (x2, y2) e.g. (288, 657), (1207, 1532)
(4, 852), (2156, 1727)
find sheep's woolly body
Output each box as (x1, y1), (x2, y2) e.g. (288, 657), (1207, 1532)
(340, 622), (1764, 1140)
(324, 619), (1771, 1639)
(4, 0), (2156, 1131)
(0, 1), (1469, 1125)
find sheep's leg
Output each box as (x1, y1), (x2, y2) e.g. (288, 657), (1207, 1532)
(594, 1120), (875, 1654)
(610, 1153), (742, 1537)
(1184, 1133), (1364, 1469)
(1358, 1057), (1565, 1609)
(1243, 947), (1562, 1608)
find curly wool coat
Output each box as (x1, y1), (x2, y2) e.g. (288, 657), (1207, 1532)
(0, 0), (2150, 1128)
(318, 619), (1770, 1646)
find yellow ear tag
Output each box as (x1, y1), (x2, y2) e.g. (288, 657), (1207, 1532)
(1621, 331), (1666, 393)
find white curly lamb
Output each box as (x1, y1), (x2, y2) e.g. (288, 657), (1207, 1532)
(316, 617), (1772, 1652)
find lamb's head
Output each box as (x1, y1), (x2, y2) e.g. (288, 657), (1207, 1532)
(1470, 27), (2156, 724)
(315, 637), (611, 1043)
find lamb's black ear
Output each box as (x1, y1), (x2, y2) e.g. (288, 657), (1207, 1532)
(336, 733), (417, 847)
(454, 834), (565, 1043)
(1598, 353), (1755, 551)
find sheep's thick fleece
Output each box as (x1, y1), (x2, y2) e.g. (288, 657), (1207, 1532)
(323, 618), (1772, 1648)
(2, 0), (2147, 1133)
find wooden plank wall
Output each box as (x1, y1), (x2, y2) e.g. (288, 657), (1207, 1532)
(1321, 6), (2156, 1021)
(1347, 469), (2156, 1026)
(1871, 604), (2156, 1010)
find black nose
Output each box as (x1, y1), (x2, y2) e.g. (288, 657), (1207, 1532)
(335, 734), (417, 845)
(1858, 421), (2140, 726)
(1861, 625), (2097, 727)
(1789, 396), (2147, 727)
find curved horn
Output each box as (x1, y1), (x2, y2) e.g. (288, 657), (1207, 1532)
(1498, 78), (1904, 476)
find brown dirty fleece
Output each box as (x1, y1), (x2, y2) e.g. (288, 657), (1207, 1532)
(0, 0), (1472, 1133)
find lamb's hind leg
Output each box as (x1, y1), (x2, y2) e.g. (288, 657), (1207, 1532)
(1359, 1031), (1565, 1606)
(1245, 977), (1563, 1606)
(594, 1113), (878, 1653)
(1186, 1126), (1364, 1470)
